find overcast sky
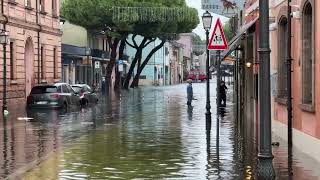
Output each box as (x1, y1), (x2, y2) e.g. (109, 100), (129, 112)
(186, 0), (228, 40)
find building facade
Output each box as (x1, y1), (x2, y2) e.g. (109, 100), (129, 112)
(125, 35), (166, 86)
(270, 0), (320, 161)
(61, 20), (111, 90)
(168, 41), (183, 85)
(177, 33), (195, 81)
(0, 0), (62, 106)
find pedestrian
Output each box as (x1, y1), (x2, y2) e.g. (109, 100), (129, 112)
(187, 79), (193, 106)
(178, 74), (182, 83)
(219, 80), (228, 107)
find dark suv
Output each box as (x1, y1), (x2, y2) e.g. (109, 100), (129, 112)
(27, 83), (81, 109)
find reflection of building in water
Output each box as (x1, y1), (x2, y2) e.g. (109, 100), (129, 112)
(0, 119), (61, 179)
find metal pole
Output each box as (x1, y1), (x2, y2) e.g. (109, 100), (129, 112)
(257, 0), (276, 178)
(3, 41), (7, 114)
(287, 0), (293, 148)
(216, 50), (221, 112)
(235, 50), (239, 120)
(205, 30), (212, 132)
(216, 50), (221, 137)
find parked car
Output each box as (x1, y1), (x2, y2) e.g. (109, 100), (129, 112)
(71, 84), (98, 106)
(187, 71), (207, 82)
(27, 83), (81, 109)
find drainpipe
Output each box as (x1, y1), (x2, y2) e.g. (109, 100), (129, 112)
(287, 0), (293, 148)
(2, 0), (8, 113)
(36, 0), (41, 84)
(287, 0), (293, 176)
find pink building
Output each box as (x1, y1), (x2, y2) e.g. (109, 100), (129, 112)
(177, 33), (196, 80)
(270, 0), (320, 161)
(0, 0), (62, 107)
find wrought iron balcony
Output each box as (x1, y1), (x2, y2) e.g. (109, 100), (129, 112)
(91, 49), (110, 60)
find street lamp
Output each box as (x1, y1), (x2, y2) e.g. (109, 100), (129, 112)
(245, 62), (252, 68)
(202, 11), (212, 132)
(257, 0), (276, 178)
(85, 47), (91, 85)
(0, 30), (9, 115)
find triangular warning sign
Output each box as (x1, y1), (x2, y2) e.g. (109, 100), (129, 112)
(208, 18), (228, 50)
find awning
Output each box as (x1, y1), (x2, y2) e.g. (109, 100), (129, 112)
(92, 57), (110, 62)
(210, 17), (259, 72)
(222, 17), (259, 59)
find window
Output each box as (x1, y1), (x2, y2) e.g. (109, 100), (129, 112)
(10, 42), (16, 80)
(57, 86), (62, 93)
(52, 0), (57, 16)
(301, 2), (313, 105)
(277, 17), (288, 99)
(25, 0), (31, 7)
(31, 86), (57, 94)
(53, 47), (58, 79)
(86, 85), (92, 92)
(62, 85), (69, 93)
(66, 85), (75, 94)
(102, 39), (105, 51)
(41, 46), (46, 79)
(40, 0), (45, 12)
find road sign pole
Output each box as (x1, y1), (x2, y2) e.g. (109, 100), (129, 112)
(207, 18), (228, 140)
(216, 50), (221, 139)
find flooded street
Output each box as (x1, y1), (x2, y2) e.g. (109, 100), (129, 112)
(1, 82), (320, 179)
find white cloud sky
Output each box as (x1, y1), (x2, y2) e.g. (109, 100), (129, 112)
(186, 0), (229, 40)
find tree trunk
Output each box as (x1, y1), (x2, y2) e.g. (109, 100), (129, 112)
(123, 37), (148, 89)
(130, 40), (165, 88)
(105, 38), (120, 89)
(123, 49), (142, 89)
(114, 40), (126, 90)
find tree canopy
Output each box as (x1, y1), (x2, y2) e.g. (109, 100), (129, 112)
(62, 0), (199, 88)
(61, 0), (199, 39)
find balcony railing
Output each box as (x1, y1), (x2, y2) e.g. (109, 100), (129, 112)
(91, 49), (110, 60)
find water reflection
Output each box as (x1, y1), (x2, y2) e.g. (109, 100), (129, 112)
(0, 84), (319, 179)
(2, 117), (9, 178)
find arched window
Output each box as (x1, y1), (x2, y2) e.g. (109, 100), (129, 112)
(301, 2), (313, 105)
(277, 17), (288, 99)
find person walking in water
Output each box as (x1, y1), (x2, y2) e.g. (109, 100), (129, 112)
(219, 80), (228, 107)
(187, 79), (193, 106)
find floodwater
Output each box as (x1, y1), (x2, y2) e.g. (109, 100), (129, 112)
(0, 82), (319, 179)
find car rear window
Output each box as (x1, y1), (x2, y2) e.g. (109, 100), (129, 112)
(72, 86), (82, 93)
(31, 86), (57, 94)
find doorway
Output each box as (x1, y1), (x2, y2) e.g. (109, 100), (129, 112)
(24, 38), (34, 97)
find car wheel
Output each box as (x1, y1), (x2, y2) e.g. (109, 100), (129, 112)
(62, 102), (68, 109)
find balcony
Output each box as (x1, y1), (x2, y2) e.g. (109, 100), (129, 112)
(91, 49), (110, 61)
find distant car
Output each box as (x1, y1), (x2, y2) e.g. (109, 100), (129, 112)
(198, 74), (207, 81)
(27, 83), (81, 109)
(71, 84), (98, 106)
(187, 72), (207, 82)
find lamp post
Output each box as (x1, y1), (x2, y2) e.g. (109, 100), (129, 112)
(202, 11), (213, 132)
(257, 0), (276, 178)
(85, 47), (91, 85)
(0, 30), (9, 115)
